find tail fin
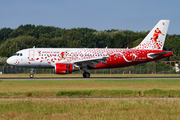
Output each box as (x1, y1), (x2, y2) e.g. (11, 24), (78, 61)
(135, 20), (170, 50)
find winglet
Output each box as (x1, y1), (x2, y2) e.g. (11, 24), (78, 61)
(135, 20), (170, 50)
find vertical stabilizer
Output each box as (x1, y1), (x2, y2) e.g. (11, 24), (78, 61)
(135, 20), (170, 50)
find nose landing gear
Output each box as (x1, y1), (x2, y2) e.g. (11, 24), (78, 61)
(30, 68), (34, 78)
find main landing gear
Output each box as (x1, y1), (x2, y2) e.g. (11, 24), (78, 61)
(30, 68), (34, 78)
(82, 66), (90, 78)
(83, 72), (90, 78)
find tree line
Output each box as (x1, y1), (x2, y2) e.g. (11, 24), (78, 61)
(0, 24), (179, 61)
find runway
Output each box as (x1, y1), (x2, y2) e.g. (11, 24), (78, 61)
(0, 77), (180, 80)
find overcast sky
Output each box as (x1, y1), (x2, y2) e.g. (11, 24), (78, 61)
(0, 0), (179, 34)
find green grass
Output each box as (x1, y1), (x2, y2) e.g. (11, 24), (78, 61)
(1, 79), (180, 98)
(1, 99), (180, 120)
(1, 79), (180, 119)
(56, 89), (180, 98)
(1, 89), (180, 98)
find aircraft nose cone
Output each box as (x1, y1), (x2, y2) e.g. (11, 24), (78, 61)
(6, 57), (13, 65)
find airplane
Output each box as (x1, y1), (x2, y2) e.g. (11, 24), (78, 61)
(6, 20), (172, 78)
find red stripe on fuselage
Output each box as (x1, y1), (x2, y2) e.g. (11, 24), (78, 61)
(93, 49), (172, 69)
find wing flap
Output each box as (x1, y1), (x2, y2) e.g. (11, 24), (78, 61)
(71, 56), (108, 68)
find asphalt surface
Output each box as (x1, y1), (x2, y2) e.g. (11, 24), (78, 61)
(0, 77), (180, 80)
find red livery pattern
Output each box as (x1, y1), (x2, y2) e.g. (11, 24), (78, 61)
(6, 20), (172, 78)
(136, 38), (163, 49)
(35, 48), (172, 68)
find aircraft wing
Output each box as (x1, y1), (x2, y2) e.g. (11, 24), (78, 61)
(70, 56), (108, 68)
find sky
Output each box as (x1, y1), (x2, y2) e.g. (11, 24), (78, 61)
(0, 0), (179, 34)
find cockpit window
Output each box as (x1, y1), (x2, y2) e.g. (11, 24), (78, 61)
(13, 53), (23, 56)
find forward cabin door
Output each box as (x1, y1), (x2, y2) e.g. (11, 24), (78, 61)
(29, 50), (35, 61)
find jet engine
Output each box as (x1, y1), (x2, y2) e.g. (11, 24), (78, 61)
(54, 63), (80, 74)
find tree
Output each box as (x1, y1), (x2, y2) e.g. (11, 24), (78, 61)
(133, 38), (143, 47)
(112, 33), (127, 48)
(0, 35), (37, 57)
(51, 37), (66, 48)
(0, 28), (13, 42)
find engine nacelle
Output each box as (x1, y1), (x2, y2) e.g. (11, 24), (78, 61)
(54, 63), (80, 74)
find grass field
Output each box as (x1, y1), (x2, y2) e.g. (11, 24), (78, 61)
(1, 79), (180, 98)
(1, 99), (180, 120)
(0, 73), (180, 78)
(1, 79), (180, 119)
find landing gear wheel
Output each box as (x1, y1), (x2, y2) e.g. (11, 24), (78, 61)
(83, 72), (90, 78)
(30, 74), (34, 78)
(30, 68), (34, 78)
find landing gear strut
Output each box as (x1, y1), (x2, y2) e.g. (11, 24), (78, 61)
(82, 66), (90, 78)
(83, 72), (90, 78)
(30, 68), (34, 78)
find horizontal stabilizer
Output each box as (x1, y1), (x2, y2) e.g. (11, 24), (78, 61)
(147, 51), (172, 58)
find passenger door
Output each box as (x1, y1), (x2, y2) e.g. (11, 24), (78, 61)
(29, 50), (35, 61)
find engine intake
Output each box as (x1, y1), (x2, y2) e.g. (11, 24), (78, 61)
(54, 63), (80, 74)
